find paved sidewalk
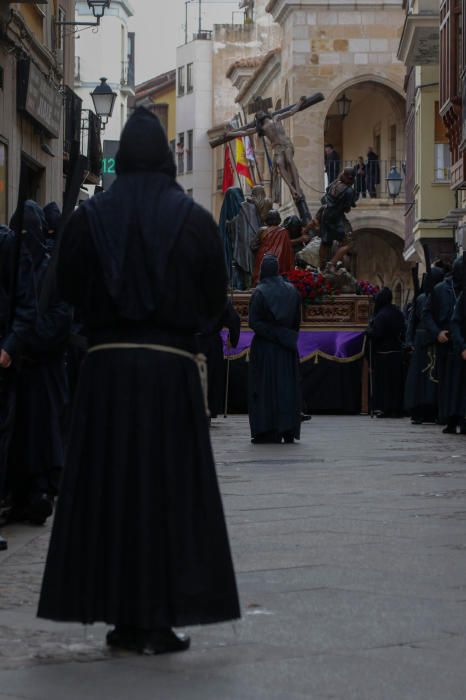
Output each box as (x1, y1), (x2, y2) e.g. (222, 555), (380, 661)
(1, 416), (466, 699)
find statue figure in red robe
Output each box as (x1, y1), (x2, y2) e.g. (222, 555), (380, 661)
(251, 210), (294, 286)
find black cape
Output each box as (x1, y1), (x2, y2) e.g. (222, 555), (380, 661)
(422, 277), (457, 423)
(38, 108), (240, 629)
(248, 271), (301, 439)
(368, 299), (405, 416)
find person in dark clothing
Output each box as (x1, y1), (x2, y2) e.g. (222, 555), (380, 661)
(422, 264), (458, 430)
(367, 287), (405, 417)
(200, 300), (241, 419)
(324, 144), (340, 184)
(405, 267), (444, 423)
(450, 279), (466, 435)
(353, 156), (366, 199)
(5, 201), (72, 526)
(38, 107), (240, 655)
(366, 147), (380, 198)
(43, 202), (61, 237)
(248, 255), (302, 444)
(439, 257), (465, 434)
(0, 224), (36, 550)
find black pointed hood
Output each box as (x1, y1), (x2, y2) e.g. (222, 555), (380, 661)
(115, 107), (176, 178)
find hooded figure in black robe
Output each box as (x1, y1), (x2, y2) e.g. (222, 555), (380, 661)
(367, 287), (405, 418)
(5, 201), (72, 525)
(404, 267), (444, 423)
(248, 255), (301, 444)
(0, 224), (36, 550)
(38, 107), (240, 654)
(200, 301), (241, 419)
(442, 258), (465, 434)
(422, 267), (458, 427)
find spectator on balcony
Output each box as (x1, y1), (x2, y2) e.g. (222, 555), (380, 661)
(353, 156), (366, 199)
(366, 147), (380, 198)
(324, 144), (340, 184)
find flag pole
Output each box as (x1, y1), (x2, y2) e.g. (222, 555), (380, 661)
(228, 140), (245, 195)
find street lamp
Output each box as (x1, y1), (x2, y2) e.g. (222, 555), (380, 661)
(386, 165), (403, 202)
(90, 78), (117, 130)
(56, 0), (111, 27)
(87, 0), (111, 19)
(336, 93), (352, 119)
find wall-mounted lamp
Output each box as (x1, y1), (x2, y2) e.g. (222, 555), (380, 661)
(56, 0), (111, 28)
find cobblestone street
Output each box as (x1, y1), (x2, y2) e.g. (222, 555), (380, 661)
(1, 416), (466, 699)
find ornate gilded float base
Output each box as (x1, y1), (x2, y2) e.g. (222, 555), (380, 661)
(232, 292), (372, 330)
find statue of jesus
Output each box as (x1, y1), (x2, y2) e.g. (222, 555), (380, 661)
(210, 93), (324, 223)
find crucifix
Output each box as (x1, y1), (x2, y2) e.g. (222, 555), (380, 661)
(210, 92), (324, 223)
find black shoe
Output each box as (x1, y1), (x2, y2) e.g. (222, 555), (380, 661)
(411, 419), (423, 425)
(107, 627), (190, 655)
(442, 425), (458, 435)
(26, 494), (54, 526)
(0, 535), (7, 551)
(283, 431), (295, 444)
(301, 413), (312, 422)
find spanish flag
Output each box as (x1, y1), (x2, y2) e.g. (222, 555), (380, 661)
(235, 138), (254, 187)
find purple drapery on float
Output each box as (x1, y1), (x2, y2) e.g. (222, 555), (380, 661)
(221, 330), (366, 364)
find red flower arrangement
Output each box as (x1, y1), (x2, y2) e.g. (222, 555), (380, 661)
(355, 280), (380, 298)
(283, 269), (334, 305)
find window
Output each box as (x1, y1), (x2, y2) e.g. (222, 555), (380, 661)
(389, 125), (397, 163)
(56, 6), (65, 51)
(434, 101), (451, 180)
(435, 143), (451, 180)
(170, 139), (176, 158)
(186, 130), (193, 172)
(178, 67), (185, 96)
(187, 63), (193, 93)
(177, 133), (185, 175)
(0, 142), (7, 224)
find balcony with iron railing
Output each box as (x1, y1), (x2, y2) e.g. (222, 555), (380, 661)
(337, 160), (407, 201)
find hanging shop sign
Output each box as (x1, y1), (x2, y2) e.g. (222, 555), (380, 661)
(17, 59), (62, 139)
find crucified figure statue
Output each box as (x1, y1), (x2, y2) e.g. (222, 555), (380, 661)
(210, 93), (324, 224)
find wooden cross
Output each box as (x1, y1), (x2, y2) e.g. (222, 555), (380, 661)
(248, 95), (273, 116)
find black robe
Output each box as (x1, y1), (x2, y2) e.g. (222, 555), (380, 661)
(449, 294), (466, 419)
(38, 109), (240, 628)
(422, 277), (457, 423)
(404, 293), (438, 420)
(367, 303), (405, 416)
(200, 302), (241, 419)
(5, 203), (72, 506)
(248, 276), (301, 440)
(0, 228), (36, 503)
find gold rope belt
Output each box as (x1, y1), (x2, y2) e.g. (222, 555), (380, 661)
(88, 343), (210, 417)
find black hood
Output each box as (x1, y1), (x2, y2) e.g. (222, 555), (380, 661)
(115, 107), (176, 178)
(452, 256), (464, 290)
(425, 266), (444, 294)
(260, 255), (279, 280)
(374, 287), (393, 314)
(43, 201), (61, 233)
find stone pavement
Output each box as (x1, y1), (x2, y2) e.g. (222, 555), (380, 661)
(1, 415), (466, 699)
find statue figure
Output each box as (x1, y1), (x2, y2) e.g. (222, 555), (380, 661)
(231, 185), (272, 289)
(210, 93), (324, 224)
(315, 167), (357, 270)
(322, 262), (358, 295)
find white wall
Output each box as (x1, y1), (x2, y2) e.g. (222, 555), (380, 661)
(176, 39), (213, 211)
(75, 0), (134, 142)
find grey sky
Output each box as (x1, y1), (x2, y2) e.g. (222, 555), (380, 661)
(130, 0), (241, 84)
